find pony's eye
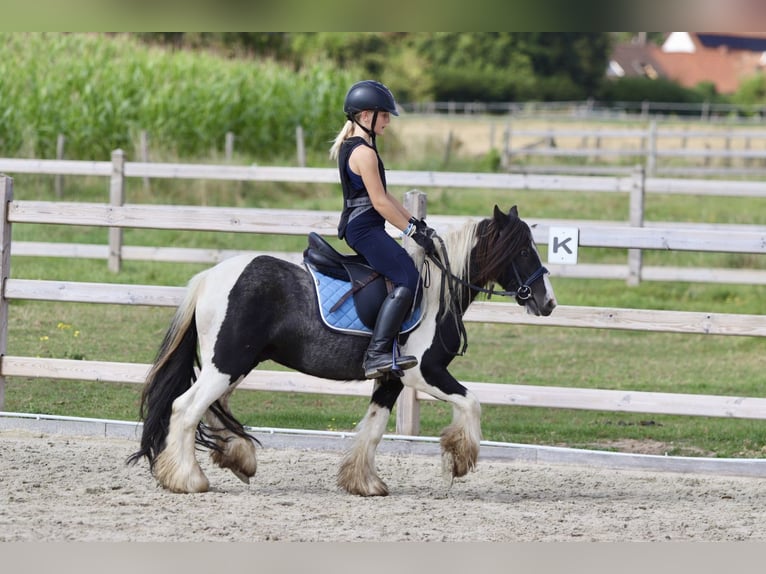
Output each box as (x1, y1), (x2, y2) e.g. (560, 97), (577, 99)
(520, 249), (529, 257)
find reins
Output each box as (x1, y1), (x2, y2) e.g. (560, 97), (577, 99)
(424, 235), (469, 357)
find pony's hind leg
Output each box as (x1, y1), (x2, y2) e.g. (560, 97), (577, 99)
(153, 368), (233, 493)
(338, 377), (403, 496)
(204, 385), (258, 484)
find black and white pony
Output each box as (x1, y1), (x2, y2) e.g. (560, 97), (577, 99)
(127, 205), (556, 496)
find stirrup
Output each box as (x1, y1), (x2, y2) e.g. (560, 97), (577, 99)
(390, 342), (417, 377)
(363, 344), (417, 379)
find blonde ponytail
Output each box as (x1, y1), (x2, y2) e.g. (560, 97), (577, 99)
(329, 119), (355, 161)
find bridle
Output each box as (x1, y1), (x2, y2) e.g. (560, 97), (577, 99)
(422, 233), (548, 357)
(427, 235), (549, 302)
(429, 255), (548, 302)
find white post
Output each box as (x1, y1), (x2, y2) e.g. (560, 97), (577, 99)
(396, 189), (427, 436)
(627, 165), (645, 286)
(296, 125), (306, 167)
(501, 119), (511, 169)
(0, 175), (13, 409)
(443, 130), (453, 166)
(140, 130), (151, 192)
(646, 120), (657, 176)
(225, 132), (235, 162)
(55, 134), (65, 198)
(109, 149), (125, 273)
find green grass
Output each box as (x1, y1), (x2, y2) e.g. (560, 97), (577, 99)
(2, 162), (766, 459)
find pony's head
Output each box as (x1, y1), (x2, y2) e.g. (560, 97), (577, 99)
(473, 205), (557, 316)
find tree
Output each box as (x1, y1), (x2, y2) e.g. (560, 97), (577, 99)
(517, 33), (611, 96)
(407, 33), (610, 101)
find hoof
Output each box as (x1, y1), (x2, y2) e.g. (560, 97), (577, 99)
(231, 469), (251, 484)
(154, 450), (210, 493)
(337, 458), (389, 496)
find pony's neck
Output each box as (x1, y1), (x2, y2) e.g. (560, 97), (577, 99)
(435, 220), (482, 316)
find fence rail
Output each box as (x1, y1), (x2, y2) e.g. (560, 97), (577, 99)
(2, 153), (766, 287)
(499, 121), (766, 176)
(0, 174), (765, 436)
(401, 99), (766, 119)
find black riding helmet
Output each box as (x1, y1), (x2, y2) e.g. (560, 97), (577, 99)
(343, 80), (399, 149)
(343, 80), (400, 118)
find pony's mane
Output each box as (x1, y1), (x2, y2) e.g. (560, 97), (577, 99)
(438, 213), (530, 286)
(439, 218), (480, 281)
(418, 219), (477, 322)
(472, 213), (531, 286)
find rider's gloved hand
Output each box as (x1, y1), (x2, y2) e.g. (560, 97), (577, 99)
(406, 217), (436, 255)
(413, 218), (437, 239)
(411, 229), (435, 254)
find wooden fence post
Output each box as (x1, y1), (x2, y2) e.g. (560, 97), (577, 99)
(139, 130), (151, 192)
(627, 164), (645, 286)
(55, 134), (65, 198)
(296, 125), (306, 167)
(501, 120), (511, 169)
(225, 132), (235, 162)
(396, 189), (427, 435)
(109, 150), (125, 273)
(0, 175), (13, 410)
(443, 131), (453, 167)
(646, 120), (657, 176)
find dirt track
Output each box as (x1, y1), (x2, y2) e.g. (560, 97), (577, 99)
(1, 428), (765, 542)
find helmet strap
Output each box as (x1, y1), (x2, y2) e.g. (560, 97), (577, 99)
(349, 110), (379, 151)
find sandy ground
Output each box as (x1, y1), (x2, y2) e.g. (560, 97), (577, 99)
(1, 428), (765, 542)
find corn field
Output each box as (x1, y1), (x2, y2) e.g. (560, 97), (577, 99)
(0, 33), (354, 161)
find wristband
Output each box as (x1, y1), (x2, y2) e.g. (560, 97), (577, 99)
(402, 221), (416, 237)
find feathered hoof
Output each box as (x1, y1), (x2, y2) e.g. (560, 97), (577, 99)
(154, 450), (210, 493)
(337, 459), (389, 496)
(440, 425), (479, 478)
(210, 438), (257, 484)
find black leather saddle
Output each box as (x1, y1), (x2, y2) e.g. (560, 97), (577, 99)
(303, 232), (390, 329)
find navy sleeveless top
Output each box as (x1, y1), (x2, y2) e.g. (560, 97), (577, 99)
(337, 137), (386, 239)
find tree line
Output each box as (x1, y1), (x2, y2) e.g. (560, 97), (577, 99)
(134, 32), (762, 109)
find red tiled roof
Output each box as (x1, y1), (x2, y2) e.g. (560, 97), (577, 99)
(657, 50), (762, 94)
(610, 34), (766, 94)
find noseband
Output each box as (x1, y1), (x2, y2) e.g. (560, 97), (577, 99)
(511, 263), (549, 302)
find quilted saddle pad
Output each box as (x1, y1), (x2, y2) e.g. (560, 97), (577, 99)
(306, 264), (423, 337)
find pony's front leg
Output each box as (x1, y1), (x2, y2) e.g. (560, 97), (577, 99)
(408, 362), (482, 486)
(439, 390), (482, 481)
(338, 377), (403, 496)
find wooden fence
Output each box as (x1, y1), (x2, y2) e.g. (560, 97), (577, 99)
(501, 121), (766, 177)
(0, 173), (765, 436)
(2, 152), (766, 287)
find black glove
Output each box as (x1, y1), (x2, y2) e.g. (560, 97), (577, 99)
(411, 228), (435, 255)
(413, 218), (437, 239)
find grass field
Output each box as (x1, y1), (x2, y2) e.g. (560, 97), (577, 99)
(2, 116), (766, 458)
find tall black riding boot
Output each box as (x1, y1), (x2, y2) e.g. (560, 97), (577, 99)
(363, 286), (418, 379)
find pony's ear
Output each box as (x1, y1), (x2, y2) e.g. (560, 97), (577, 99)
(509, 205), (519, 218)
(493, 204), (508, 225)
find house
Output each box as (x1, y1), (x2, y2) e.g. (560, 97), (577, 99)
(608, 32), (766, 94)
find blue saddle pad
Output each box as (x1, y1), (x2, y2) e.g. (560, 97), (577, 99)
(306, 264), (423, 337)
